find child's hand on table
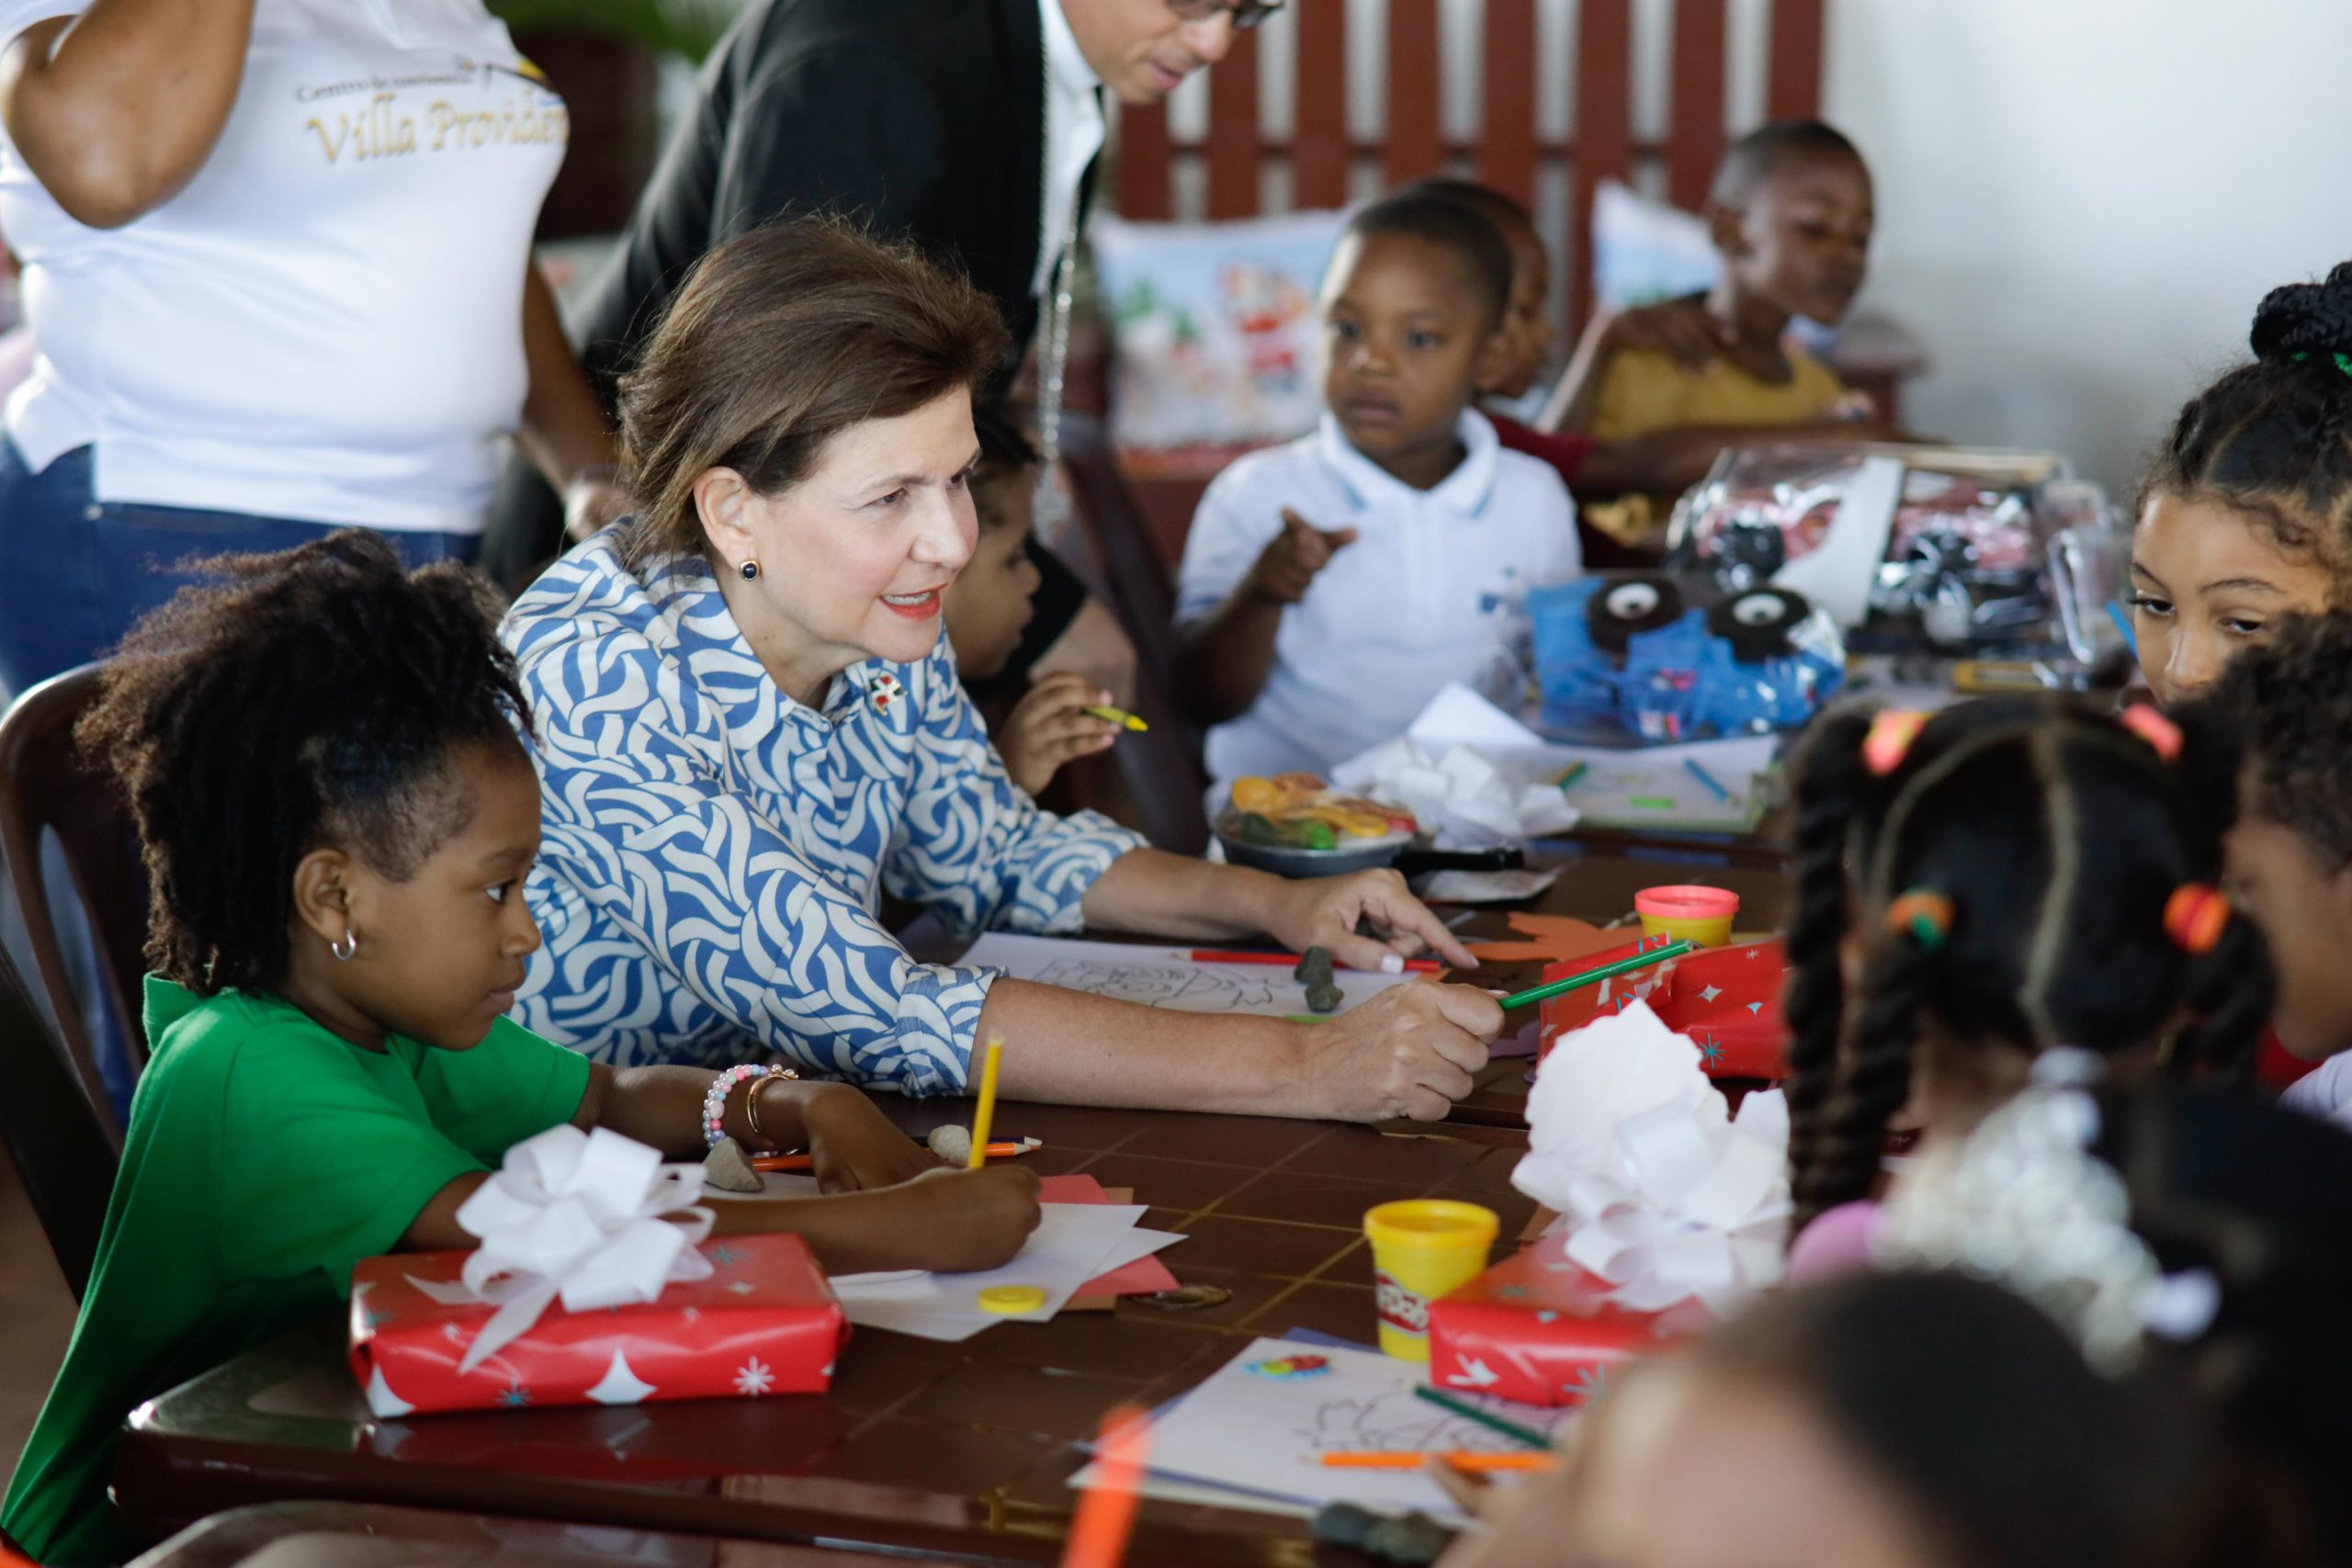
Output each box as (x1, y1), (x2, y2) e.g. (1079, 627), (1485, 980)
(793, 1081), (946, 1192)
(889, 1164), (1045, 1272)
(1262, 868), (1480, 974)
(997, 670), (1121, 796)
(1247, 508), (1358, 604)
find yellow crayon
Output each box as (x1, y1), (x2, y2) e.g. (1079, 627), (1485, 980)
(1081, 705), (1149, 733)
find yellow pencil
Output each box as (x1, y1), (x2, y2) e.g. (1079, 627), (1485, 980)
(967, 1035), (1005, 1169)
(1081, 705), (1149, 733)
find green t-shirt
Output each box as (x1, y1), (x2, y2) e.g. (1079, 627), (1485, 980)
(1, 977), (590, 1565)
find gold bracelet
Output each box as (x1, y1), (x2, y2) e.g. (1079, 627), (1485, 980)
(743, 1063), (798, 1148)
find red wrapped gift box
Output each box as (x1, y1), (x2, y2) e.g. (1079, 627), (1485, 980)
(1539, 936), (1792, 1079)
(1428, 1246), (1708, 1408)
(350, 1232), (846, 1416)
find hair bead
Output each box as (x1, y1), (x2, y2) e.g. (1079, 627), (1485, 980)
(2117, 704), (2184, 762)
(1863, 709), (1931, 776)
(2164, 884), (2230, 955)
(1886, 888), (1957, 950)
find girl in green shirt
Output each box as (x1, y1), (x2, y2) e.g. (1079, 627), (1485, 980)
(1, 531), (1042, 1565)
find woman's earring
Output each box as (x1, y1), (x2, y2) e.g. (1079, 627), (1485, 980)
(740, 560), (760, 581)
(330, 927), (358, 962)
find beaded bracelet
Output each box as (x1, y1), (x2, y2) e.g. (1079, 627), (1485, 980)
(702, 1063), (794, 1148)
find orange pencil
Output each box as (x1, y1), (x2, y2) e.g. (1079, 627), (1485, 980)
(752, 1137), (1038, 1173)
(1062, 1404), (1152, 1568)
(1318, 1450), (1555, 1472)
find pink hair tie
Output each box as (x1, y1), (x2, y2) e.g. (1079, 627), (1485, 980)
(1863, 710), (1930, 776)
(2119, 703), (2184, 763)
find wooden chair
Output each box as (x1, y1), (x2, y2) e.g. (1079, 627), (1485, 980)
(0, 663), (150, 1147)
(0, 922), (119, 1300)
(1114, 0), (1827, 325)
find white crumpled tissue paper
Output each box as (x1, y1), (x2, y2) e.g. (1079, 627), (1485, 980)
(1511, 999), (1790, 1314)
(1332, 738), (1578, 849)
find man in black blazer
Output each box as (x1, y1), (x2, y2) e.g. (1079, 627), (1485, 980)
(482, 0), (1258, 647)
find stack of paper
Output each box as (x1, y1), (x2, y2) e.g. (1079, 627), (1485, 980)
(707, 1171), (1185, 1343)
(1071, 1336), (1576, 1521)
(830, 1202), (1182, 1342)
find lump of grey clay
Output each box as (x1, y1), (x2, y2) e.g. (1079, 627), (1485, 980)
(701, 1135), (764, 1193)
(926, 1124), (972, 1165)
(1294, 945), (1336, 987)
(1306, 981), (1344, 1014)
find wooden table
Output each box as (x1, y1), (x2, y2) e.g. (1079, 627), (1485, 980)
(130, 1500), (975, 1568)
(115, 856), (1791, 1565)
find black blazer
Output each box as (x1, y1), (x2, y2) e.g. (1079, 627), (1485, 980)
(574, 0), (1062, 395)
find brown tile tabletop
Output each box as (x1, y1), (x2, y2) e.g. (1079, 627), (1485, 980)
(116, 854), (1792, 1564)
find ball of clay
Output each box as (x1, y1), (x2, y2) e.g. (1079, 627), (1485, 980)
(926, 1123), (973, 1165)
(701, 1136), (764, 1193)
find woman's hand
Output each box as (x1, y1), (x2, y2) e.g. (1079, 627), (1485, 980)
(785, 1081), (940, 1193)
(1261, 867), (1480, 973)
(997, 670), (1120, 796)
(1290, 981), (1501, 1122)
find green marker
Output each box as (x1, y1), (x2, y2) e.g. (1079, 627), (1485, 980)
(1496, 940), (1694, 1010)
(1414, 1385), (1553, 1449)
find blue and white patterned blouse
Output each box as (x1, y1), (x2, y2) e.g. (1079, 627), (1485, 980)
(501, 536), (1147, 1096)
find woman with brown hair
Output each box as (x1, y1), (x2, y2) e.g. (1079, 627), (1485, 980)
(502, 219), (1498, 1123)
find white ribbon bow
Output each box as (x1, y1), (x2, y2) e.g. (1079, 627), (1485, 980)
(1511, 999), (1791, 1314)
(420, 1125), (715, 1374)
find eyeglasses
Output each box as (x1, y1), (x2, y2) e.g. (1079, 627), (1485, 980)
(1167, 0), (1284, 29)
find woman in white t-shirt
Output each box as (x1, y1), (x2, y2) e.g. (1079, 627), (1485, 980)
(0, 0), (618, 694)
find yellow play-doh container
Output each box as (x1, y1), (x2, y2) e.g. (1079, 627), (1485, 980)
(1363, 1200), (1499, 1361)
(1635, 885), (1740, 949)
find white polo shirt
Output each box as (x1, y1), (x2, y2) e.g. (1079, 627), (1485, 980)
(1177, 410), (1581, 780)
(0, 0), (566, 532)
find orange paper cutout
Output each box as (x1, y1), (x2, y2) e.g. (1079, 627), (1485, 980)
(1464, 913), (1626, 964)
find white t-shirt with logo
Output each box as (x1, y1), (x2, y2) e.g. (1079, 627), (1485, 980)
(0, 0), (566, 532)
(1176, 410), (1582, 781)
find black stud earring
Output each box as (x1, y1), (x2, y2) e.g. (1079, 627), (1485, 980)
(740, 560), (760, 581)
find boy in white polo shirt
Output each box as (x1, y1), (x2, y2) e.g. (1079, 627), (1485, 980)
(1173, 192), (1581, 781)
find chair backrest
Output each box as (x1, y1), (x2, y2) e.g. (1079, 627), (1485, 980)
(0, 662), (149, 1145)
(1057, 412), (1214, 854)
(1114, 0), (1828, 323)
(0, 928), (119, 1300)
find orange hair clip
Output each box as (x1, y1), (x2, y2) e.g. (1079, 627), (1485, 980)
(1886, 888), (1956, 950)
(2119, 704), (2184, 763)
(1863, 709), (1931, 776)
(2164, 885), (2230, 955)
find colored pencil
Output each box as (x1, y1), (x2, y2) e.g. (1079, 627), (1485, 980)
(1062, 1404), (1151, 1568)
(1189, 949), (1442, 974)
(1496, 940), (1695, 1010)
(751, 1138), (1037, 1173)
(967, 1035), (1005, 1169)
(1081, 705), (1150, 733)
(1681, 757), (1733, 803)
(1318, 1451), (1555, 1472)
(1412, 1385), (1554, 1449)
(1555, 761), (1589, 790)
(2107, 601), (2138, 654)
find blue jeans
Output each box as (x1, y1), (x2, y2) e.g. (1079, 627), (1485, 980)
(0, 438), (479, 694)
(0, 437), (479, 1117)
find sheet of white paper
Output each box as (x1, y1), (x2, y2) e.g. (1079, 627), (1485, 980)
(1411, 867), (1564, 904)
(1082, 1337), (1577, 1521)
(1405, 682), (1549, 752)
(1537, 733), (1781, 831)
(956, 932), (1423, 1016)
(828, 1204), (1178, 1343)
(1773, 452), (1905, 626)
